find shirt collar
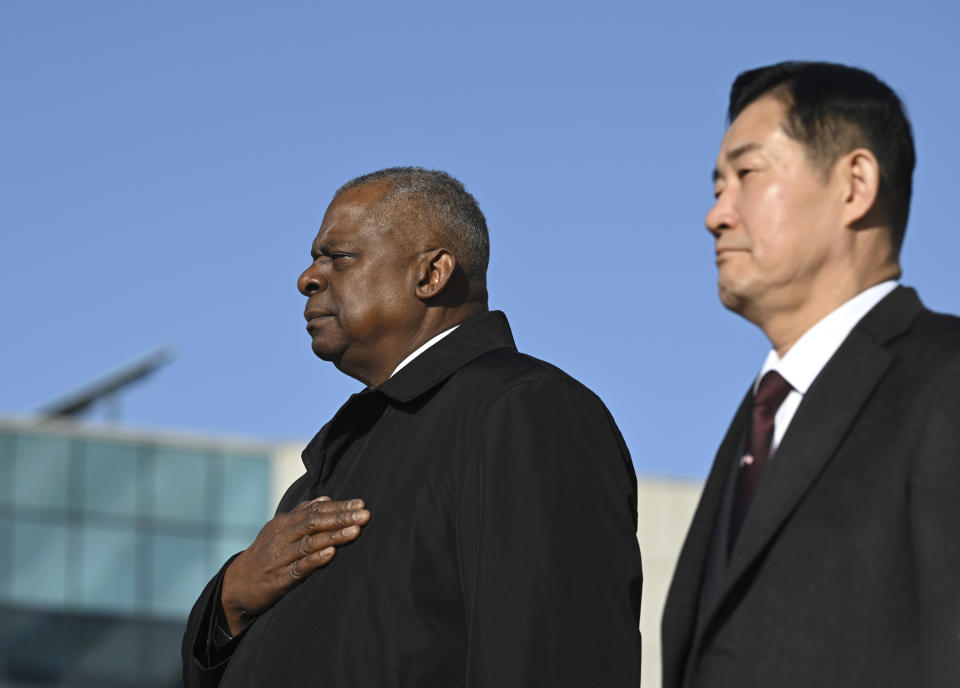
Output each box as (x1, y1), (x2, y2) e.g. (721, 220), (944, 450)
(376, 310), (517, 403)
(757, 280), (898, 394)
(389, 325), (460, 379)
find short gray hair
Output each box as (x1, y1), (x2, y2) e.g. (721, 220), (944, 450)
(337, 167), (490, 294)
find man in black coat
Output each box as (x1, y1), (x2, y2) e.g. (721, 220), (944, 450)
(182, 167), (643, 687)
(662, 62), (960, 687)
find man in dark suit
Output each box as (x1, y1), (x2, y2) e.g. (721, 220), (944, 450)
(662, 62), (960, 687)
(183, 167), (642, 687)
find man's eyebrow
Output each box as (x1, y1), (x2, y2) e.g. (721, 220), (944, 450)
(712, 142), (763, 183)
(727, 141), (762, 162)
(312, 237), (351, 257)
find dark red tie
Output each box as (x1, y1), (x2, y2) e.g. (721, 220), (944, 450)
(729, 370), (793, 553)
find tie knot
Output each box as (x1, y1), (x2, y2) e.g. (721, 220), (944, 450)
(754, 370), (792, 412)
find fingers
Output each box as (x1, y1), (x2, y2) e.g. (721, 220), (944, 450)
(294, 504), (370, 537)
(282, 516), (364, 584)
(269, 500), (369, 569)
(311, 497), (366, 513)
(284, 523), (363, 566)
(292, 496), (364, 513)
(289, 546), (336, 582)
(306, 523), (364, 549)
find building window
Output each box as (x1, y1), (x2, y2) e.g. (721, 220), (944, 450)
(0, 425), (273, 686)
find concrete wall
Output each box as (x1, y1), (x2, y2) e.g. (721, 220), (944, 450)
(270, 442), (308, 511)
(637, 477), (702, 687)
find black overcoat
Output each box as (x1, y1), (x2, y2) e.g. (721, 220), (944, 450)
(183, 310), (643, 687)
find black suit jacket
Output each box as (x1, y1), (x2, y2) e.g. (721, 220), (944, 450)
(662, 287), (960, 687)
(183, 310), (642, 687)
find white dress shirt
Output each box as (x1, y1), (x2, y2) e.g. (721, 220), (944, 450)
(389, 325), (460, 379)
(755, 281), (898, 457)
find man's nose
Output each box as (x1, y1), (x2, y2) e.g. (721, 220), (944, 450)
(705, 193), (736, 238)
(298, 263), (328, 296)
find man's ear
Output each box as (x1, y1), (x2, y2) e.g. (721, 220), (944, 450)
(839, 148), (881, 228)
(414, 248), (456, 300)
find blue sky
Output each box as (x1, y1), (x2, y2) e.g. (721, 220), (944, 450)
(3, 0), (959, 477)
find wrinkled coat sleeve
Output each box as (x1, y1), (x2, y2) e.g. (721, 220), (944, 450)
(181, 473), (312, 688)
(182, 557), (242, 688)
(459, 377), (643, 686)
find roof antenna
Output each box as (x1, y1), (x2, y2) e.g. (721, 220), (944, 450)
(37, 346), (175, 422)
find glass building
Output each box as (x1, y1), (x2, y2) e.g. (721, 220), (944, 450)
(0, 418), (285, 687)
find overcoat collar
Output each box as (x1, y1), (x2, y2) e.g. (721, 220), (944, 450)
(682, 286), (926, 662)
(300, 310), (516, 478)
(377, 310), (517, 403)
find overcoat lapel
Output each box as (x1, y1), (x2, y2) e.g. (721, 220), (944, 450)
(696, 287), (925, 645)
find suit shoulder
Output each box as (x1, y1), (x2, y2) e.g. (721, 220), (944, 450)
(913, 307), (960, 338)
(876, 307), (960, 397)
(898, 308), (960, 364)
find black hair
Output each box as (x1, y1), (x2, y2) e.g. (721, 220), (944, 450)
(729, 61), (915, 250)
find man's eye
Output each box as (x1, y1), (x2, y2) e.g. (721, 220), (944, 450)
(328, 253), (354, 267)
(736, 168), (754, 179)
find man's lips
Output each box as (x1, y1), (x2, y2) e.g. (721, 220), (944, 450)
(304, 310), (333, 330)
(715, 246), (746, 260)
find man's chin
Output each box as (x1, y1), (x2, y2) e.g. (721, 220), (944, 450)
(717, 282), (748, 315)
(310, 340), (341, 362)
